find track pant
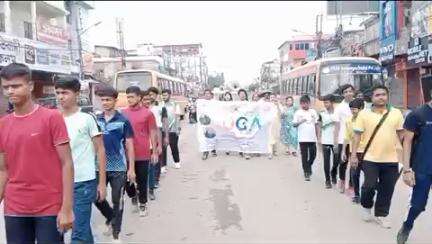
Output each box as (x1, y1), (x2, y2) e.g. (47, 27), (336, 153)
(299, 142), (317, 175)
(134, 161), (149, 204)
(403, 173), (432, 230)
(361, 161), (399, 217)
(5, 216), (64, 244)
(322, 144), (342, 182)
(162, 132), (180, 167)
(349, 152), (364, 197)
(94, 171), (127, 235)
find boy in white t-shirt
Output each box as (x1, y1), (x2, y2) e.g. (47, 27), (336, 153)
(318, 95), (340, 189)
(293, 95), (320, 181)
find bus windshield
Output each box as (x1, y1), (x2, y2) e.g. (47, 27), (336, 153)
(320, 63), (382, 98)
(116, 72), (152, 92)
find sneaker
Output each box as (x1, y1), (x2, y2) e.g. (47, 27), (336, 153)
(325, 181), (332, 189)
(245, 154), (251, 160)
(103, 220), (112, 236)
(154, 182), (160, 189)
(211, 151), (217, 157)
(225, 152), (230, 155)
(352, 196), (360, 204)
(397, 224), (411, 244)
(202, 152), (209, 160)
(339, 180), (346, 194)
(174, 162), (181, 169)
(361, 208), (374, 222)
(139, 204), (148, 217)
(331, 177), (337, 185)
(161, 166), (167, 174)
(346, 186), (355, 197)
(305, 173), (311, 181)
(268, 154), (273, 160)
(375, 216), (391, 229)
(149, 190), (156, 201)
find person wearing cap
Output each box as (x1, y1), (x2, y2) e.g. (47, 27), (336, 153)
(54, 75), (107, 243)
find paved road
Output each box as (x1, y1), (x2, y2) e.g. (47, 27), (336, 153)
(1, 122), (431, 243)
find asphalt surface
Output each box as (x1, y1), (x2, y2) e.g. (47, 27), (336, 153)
(1, 121), (431, 243)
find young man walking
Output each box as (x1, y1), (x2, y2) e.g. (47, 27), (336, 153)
(94, 86), (135, 241)
(293, 95), (320, 181)
(0, 63), (74, 243)
(55, 75), (107, 243)
(351, 85), (404, 229)
(161, 89), (182, 169)
(122, 87), (158, 217)
(318, 95), (339, 189)
(334, 84), (355, 193)
(397, 97), (432, 244)
(342, 98), (365, 204)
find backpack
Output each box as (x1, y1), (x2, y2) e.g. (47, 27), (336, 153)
(409, 104), (428, 168)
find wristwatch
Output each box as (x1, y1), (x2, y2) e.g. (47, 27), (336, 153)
(402, 168), (413, 174)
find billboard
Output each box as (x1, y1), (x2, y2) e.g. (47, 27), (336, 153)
(327, 1), (379, 15)
(379, 1), (397, 63)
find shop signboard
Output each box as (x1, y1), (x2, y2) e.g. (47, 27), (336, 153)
(407, 36), (431, 67)
(0, 33), (75, 74)
(379, 0), (397, 63)
(36, 17), (70, 45)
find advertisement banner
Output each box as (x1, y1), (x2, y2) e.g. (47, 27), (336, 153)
(407, 36), (432, 67)
(36, 17), (70, 45)
(379, 0), (397, 63)
(0, 33), (75, 74)
(411, 3), (432, 38)
(196, 99), (277, 153)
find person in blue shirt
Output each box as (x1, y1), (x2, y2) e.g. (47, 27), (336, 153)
(94, 86), (135, 241)
(397, 97), (432, 244)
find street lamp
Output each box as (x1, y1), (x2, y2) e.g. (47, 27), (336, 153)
(77, 21), (103, 79)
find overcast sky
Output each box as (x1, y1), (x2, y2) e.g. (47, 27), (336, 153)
(88, 1), (364, 86)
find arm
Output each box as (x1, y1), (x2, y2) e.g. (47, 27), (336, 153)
(333, 121), (340, 147)
(162, 116), (169, 146)
(125, 138), (136, 183)
(402, 130), (416, 187)
(0, 153), (7, 203)
(315, 123), (321, 145)
(349, 132), (361, 168)
(93, 136), (107, 202)
(55, 143), (75, 232)
(150, 127), (158, 164)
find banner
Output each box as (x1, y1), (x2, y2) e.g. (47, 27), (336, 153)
(196, 99), (277, 154)
(0, 33), (76, 74)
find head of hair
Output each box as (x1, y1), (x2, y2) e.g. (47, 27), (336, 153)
(148, 86), (159, 95)
(54, 75), (81, 92)
(162, 89), (171, 95)
(286, 96), (294, 101)
(125, 86), (141, 96)
(96, 85), (118, 99)
(224, 92), (233, 100)
(322, 94), (335, 102)
(340, 84), (355, 94)
(0, 63), (31, 82)
(141, 90), (150, 97)
(300, 95), (311, 103)
(349, 98), (365, 109)
(371, 84), (389, 95)
(238, 88), (248, 98)
(204, 89), (213, 94)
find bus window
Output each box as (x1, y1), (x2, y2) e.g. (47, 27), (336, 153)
(300, 77), (305, 94)
(295, 78), (300, 95)
(304, 76), (309, 95)
(308, 74), (316, 96)
(115, 72), (152, 92)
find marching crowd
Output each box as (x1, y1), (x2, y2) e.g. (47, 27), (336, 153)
(0, 62), (431, 244)
(0, 63), (183, 243)
(194, 84), (431, 244)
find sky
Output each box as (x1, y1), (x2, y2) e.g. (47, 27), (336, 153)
(88, 1), (364, 86)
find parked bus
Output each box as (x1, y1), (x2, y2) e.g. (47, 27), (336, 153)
(113, 69), (188, 117)
(281, 57), (384, 109)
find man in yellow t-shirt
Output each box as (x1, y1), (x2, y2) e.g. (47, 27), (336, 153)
(341, 98), (365, 204)
(350, 85), (404, 229)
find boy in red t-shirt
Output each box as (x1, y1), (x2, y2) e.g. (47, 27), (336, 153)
(0, 63), (74, 243)
(122, 87), (158, 217)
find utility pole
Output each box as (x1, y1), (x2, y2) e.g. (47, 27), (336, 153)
(116, 18), (126, 69)
(315, 14), (323, 60)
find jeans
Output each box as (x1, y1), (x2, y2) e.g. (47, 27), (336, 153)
(161, 132), (181, 167)
(94, 171), (127, 235)
(5, 216), (64, 244)
(299, 142), (317, 175)
(72, 179), (97, 244)
(134, 161), (149, 204)
(361, 161), (399, 217)
(149, 163), (158, 191)
(322, 144), (342, 182)
(403, 173), (432, 230)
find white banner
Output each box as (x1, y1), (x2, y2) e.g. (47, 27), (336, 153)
(196, 99), (277, 154)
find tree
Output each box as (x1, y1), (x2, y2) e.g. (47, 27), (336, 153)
(207, 72), (225, 89)
(248, 82), (260, 92)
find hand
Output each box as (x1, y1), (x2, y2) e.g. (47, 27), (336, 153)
(164, 137), (169, 146)
(57, 207), (74, 233)
(300, 118), (307, 123)
(350, 154), (359, 169)
(341, 152), (347, 162)
(151, 153), (159, 165)
(403, 171), (416, 187)
(157, 145), (163, 155)
(97, 183), (106, 202)
(127, 169), (136, 183)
